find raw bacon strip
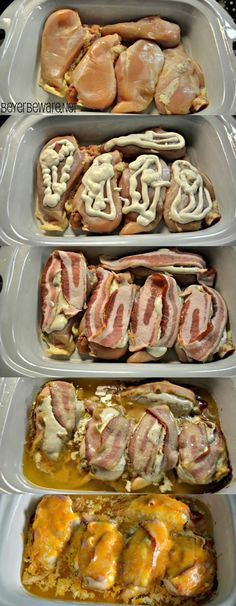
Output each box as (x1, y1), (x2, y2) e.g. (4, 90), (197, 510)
(102, 16), (180, 48)
(177, 419), (230, 484)
(40, 10), (86, 93)
(129, 273), (182, 355)
(41, 253), (61, 332)
(57, 251), (87, 313)
(36, 136), (87, 232)
(155, 45), (208, 114)
(176, 285), (228, 362)
(148, 405), (178, 470)
(78, 268), (137, 358)
(100, 249), (207, 280)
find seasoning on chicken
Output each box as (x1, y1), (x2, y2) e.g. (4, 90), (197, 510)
(163, 160), (221, 232)
(67, 34), (124, 109)
(40, 10), (86, 95)
(112, 40), (164, 114)
(70, 151), (123, 233)
(119, 155), (170, 235)
(155, 45), (208, 114)
(102, 16), (181, 48)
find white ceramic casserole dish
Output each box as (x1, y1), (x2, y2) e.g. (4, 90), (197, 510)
(0, 114), (236, 246)
(0, 376), (235, 494)
(0, 0), (236, 112)
(0, 245), (236, 377)
(0, 493), (235, 606)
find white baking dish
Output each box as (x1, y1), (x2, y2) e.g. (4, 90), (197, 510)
(0, 245), (236, 378)
(0, 376), (235, 494)
(0, 0), (236, 113)
(0, 114), (236, 246)
(0, 493), (235, 606)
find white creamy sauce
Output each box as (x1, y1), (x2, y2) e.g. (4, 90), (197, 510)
(170, 160), (212, 224)
(143, 423), (165, 481)
(47, 270), (69, 334)
(98, 407), (120, 433)
(147, 346), (167, 358)
(144, 393), (193, 411)
(40, 139), (76, 208)
(104, 130), (185, 152)
(81, 153), (117, 221)
(156, 265), (203, 274)
(121, 155), (170, 227)
(40, 395), (67, 459)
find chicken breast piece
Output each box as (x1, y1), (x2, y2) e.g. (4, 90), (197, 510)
(70, 151), (123, 233)
(120, 519), (171, 601)
(112, 40), (164, 114)
(125, 495), (191, 532)
(164, 536), (216, 597)
(36, 136), (87, 232)
(155, 45), (208, 114)
(28, 496), (79, 575)
(68, 34), (123, 109)
(40, 10), (86, 94)
(79, 520), (124, 590)
(119, 155), (169, 234)
(102, 16), (180, 48)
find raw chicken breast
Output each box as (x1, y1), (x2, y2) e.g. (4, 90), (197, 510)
(68, 34), (123, 109)
(155, 45), (208, 114)
(102, 16), (180, 48)
(40, 9), (86, 93)
(112, 40), (164, 113)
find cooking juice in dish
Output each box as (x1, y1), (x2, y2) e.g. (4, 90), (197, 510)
(23, 379), (231, 493)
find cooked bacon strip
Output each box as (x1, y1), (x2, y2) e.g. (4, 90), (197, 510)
(148, 405), (178, 470)
(103, 128), (186, 161)
(128, 412), (158, 477)
(36, 136), (87, 232)
(40, 10), (86, 93)
(177, 419), (230, 484)
(100, 249), (207, 281)
(41, 253), (61, 332)
(102, 16), (180, 48)
(119, 381), (197, 417)
(129, 274), (182, 357)
(176, 285), (228, 362)
(155, 45), (208, 114)
(90, 415), (129, 471)
(85, 418), (101, 462)
(31, 381), (84, 462)
(78, 268), (137, 359)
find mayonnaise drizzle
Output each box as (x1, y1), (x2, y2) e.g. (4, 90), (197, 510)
(104, 130), (185, 152)
(170, 160), (212, 224)
(121, 155), (170, 226)
(40, 139), (76, 208)
(81, 153), (117, 221)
